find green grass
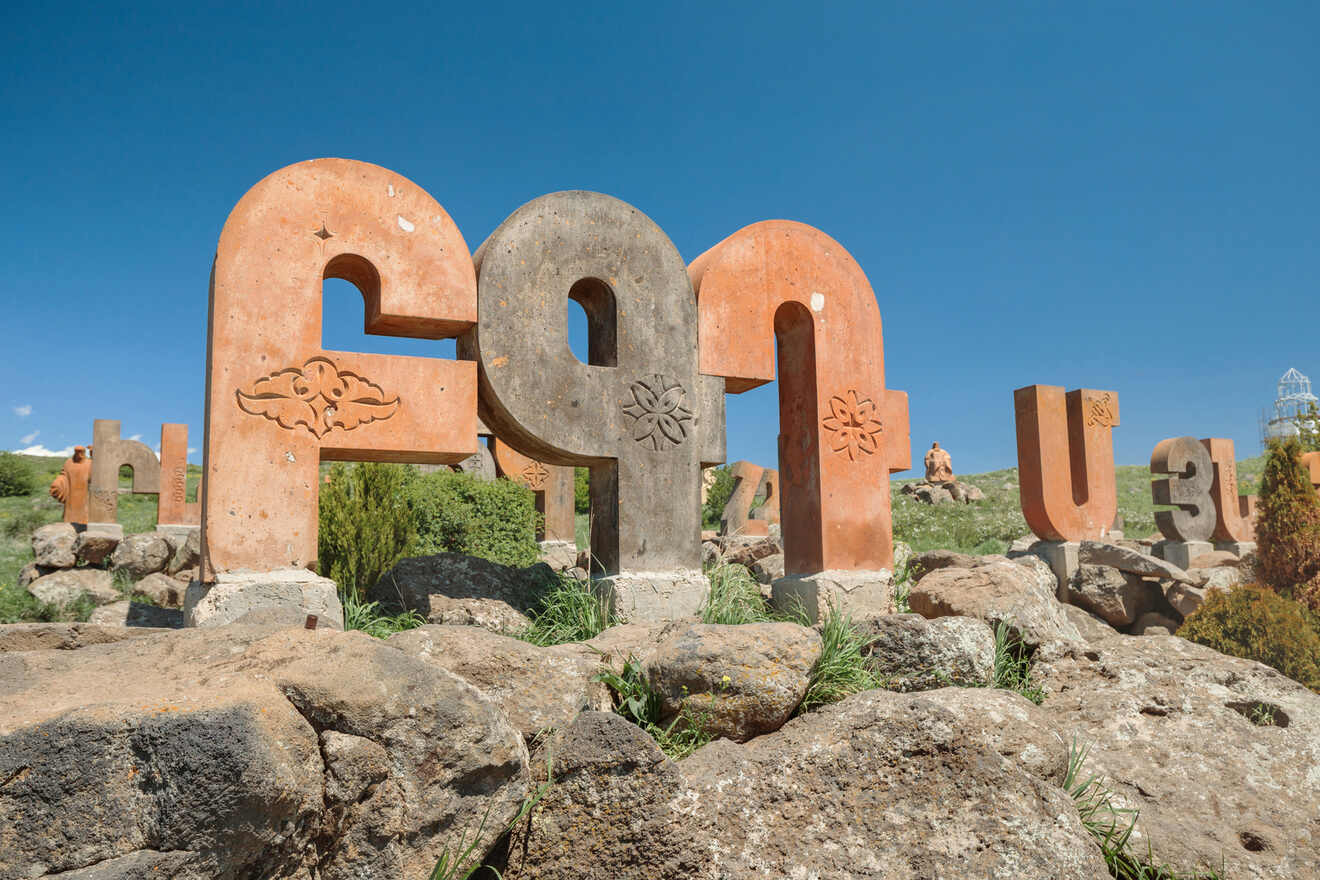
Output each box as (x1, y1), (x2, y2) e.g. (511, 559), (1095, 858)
(519, 572), (620, 647)
(989, 621), (1045, 704)
(574, 512), (589, 552)
(1065, 739), (1224, 879)
(700, 561), (775, 624)
(594, 655), (715, 760)
(342, 589), (426, 638)
(798, 603), (885, 713)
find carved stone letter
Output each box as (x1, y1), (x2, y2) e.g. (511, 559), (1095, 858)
(1014, 385), (1119, 542)
(158, 423), (199, 527)
(1201, 438), (1255, 542)
(720, 460), (767, 537)
(203, 158), (477, 575)
(690, 221), (909, 574)
(491, 437), (575, 544)
(1151, 436), (1215, 542)
(89, 419), (161, 525)
(465, 191), (724, 584)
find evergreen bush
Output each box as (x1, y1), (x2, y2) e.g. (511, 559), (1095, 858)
(406, 469), (541, 567)
(1254, 437), (1320, 609)
(0, 453), (37, 497)
(318, 462), (416, 600)
(1178, 583), (1320, 692)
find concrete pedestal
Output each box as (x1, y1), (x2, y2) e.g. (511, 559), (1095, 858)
(1214, 541), (1256, 558)
(771, 569), (895, 623)
(595, 569), (708, 623)
(1033, 541), (1079, 600)
(184, 569), (343, 629)
(1153, 540), (1213, 571)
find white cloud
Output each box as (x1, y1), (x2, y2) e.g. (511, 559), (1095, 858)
(187, 447), (197, 455)
(129, 434), (143, 442)
(14, 444), (73, 458)
(20, 430), (39, 444)
(12, 405), (31, 418)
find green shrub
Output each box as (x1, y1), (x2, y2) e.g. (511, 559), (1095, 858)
(701, 465), (734, 531)
(0, 453), (37, 498)
(1178, 583), (1320, 692)
(1254, 437), (1320, 608)
(318, 463), (416, 600)
(407, 470), (541, 568)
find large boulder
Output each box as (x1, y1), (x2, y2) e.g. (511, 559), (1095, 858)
(1077, 540), (1197, 585)
(908, 548), (980, 579)
(108, 532), (172, 579)
(0, 626), (531, 879)
(26, 568), (118, 607)
(503, 690), (1108, 879)
(581, 622), (669, 673)
(74, 529), (120, 566)
(183, 569), (343, 629)
(643, 622), (821, 741)
(131, 572), (186, 608)
(388, 625), (611, 742)
(720, 536), (781, 568)
(16, 562), (54, 588)
(857, 613), (994, 691)
(31, 523), (76, 568)
(369, 553), (559, 634)
(1065, 564), (1157, 627)
(165, 527), (201, 575)
(909, 555), (1081, 649)
(1034, 635), (1320, 878)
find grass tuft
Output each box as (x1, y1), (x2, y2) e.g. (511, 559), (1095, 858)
(520, 572), (620, 647)
(700, 561), (773, 625)
(990, 621), (1045, 704)
(594, 655), (714, 760)
(342, 589), (426, 639)
(798, 603), (884, 713)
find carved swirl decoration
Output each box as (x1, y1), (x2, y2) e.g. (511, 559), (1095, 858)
(236, 357), (399, 439)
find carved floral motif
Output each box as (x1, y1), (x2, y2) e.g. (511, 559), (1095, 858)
(236, 357), (399, 439)
(822, 390), (883, 462)
(1086, 393), (1117, 428)
(622, 374), (692, 451)
(520, 461), (550, 490)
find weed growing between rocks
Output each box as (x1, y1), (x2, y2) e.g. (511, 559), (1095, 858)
(520, 572), (619, 647)
(701, 560), (773, 624)
(1066, 740), (1224, 880)
(341, 588), (426, 639)
(990, 621), (1045, 705)
(429, 760), (556, 880)
(594, 656), (715, 760)
(798, 603), (883, 713)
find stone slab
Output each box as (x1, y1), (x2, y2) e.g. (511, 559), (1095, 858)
(1213, 541), (1256, 557)
(772, 569), (895, 623)
(184, 569), (343, 629)
(1034, 541), (1078, 600)
(594, 570), (708, 623)
(1153, 540), (1213, 572)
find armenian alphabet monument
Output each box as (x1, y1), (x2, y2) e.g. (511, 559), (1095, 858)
(196, 158), (909, 621)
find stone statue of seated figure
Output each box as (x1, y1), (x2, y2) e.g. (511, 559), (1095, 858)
(924, 442), (954, 484)
(49, 445), (92, 524)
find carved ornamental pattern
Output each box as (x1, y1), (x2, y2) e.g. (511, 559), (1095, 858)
(236, 357), (399, 439)
(520, 461), (550, 490)
(822, 390), (884, 462)
(622, 374), (692, 451)
(1086, 393), (1117, 428)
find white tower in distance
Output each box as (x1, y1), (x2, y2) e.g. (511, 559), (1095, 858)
(1264, 367), (1318, 443)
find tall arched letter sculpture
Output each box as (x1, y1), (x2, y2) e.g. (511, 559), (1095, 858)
(1201, 438), (1256, 543)
(1302, 451), (1320, 492)
(751, 467), (781, 530)
(689, 221), (910, 589)
(90, 419), (161, 526)
(202, 159), (477, 576)
(1150, 437), (1216, 542)
(720, 460), (767, 537)
(1014, 385), (1119, 543)
(491, 437), (575, 546)
(464, 191), (724, 620)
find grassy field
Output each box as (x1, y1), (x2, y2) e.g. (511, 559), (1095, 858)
(0, 454), (201, 622)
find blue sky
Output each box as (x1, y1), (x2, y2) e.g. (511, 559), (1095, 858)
(1, 1), (1315, 474)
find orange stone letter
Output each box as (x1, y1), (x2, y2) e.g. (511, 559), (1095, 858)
(1014, 385), (1119, 542)
(202, 159), (477, 575)
(1201, 438), (1256, 542)
(491, 437), (575, 545)
(690, 221), (909, 573)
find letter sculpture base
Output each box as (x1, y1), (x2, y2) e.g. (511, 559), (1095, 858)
(595, 570), (709, 623)
(155, 523), (199, 543)
(772, 570), (896, 623)
(184, 569), (344, 629)
(1034, 541), (1079, 600)
(1154, 540), (1213, 572)
(1214, 541), (1256, 558)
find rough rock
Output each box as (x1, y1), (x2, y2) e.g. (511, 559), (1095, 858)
(388, 625), (611, 742)
(538, 540), (578, 572)
(0, 626), (531, 880)
(165, 527), (201, 575)
(1129, 611), (1180, 635)
(26, 568), (118, 607)
(1066, 564), (1156, 627)
(0, 622), (172, 652)
(581, 622), (668, 673)
(504, 691), (1107, 879)
(1061, 603), (1119, 643)
(1034, 635), (1320, 878)
(900, 480), (985, 505)
(749, 552), (783, 585)
(1164, 579), (1234, 619)
(368, 552), (557, 633)
(1078, 540), (1197, 585)
(16, 562), (53, 588)
(721, 536), (781, 568)
(108, 532), (172, 579)
(909, 555), (1081, 648)
(893, 540), (913, 573)
(184, 568), (343, 629)
(1188, 565), (1244, 592)
(31, 523), (76, 568)
(909, 548), (979, 579)
(87, 600), (185, 629)
(1189, 550), (1240, 569)
(644, 622), (820, 741)
(74, 530), (119, 566)
(131, 571), (186, 608)
(857, 613), (994, 691)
